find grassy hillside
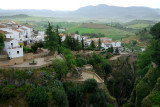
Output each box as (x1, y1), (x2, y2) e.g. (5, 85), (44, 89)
(124, 20), (156, 30)
(67, 23), (134, 40)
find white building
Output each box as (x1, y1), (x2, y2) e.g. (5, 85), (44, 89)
(84, 37), (122, 50)
(0, 28), (22, 41)
(33, 31), (45, 42)
(4, 38), (23, 58)
(22, 25), (34, 43)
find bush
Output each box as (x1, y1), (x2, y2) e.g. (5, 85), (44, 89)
(67, 85), (83, 107)
(83, 79), (98, 93)
(23, 46), (33, 53)
(27, 87), (48, 107)
(89, 88), (109, 107)
(52, 88), (68, 107)
(31, 43), (39, 52)
(0, 85), (16, 100)
(59, 47), (76, 67)
(53, 58), (68, 79)
(88, 53), (112, 75)
(76, 57), (87, 67)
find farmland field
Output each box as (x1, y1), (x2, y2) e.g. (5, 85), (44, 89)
(67, 23), (134, 40)
(126, 23), (153, 29)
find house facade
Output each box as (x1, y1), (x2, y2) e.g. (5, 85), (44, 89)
(4, 38), (23, 58)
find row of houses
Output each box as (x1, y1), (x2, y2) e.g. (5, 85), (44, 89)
(0, 21), (122, 60)
(60, 33), (122, 50)
(0, 21), (45, 59)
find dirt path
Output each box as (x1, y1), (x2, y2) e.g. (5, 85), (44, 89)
(109, 55), (121, 60)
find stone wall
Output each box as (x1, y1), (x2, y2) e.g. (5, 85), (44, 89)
(0, 55), (8, 61)
(0, 57), (23, 66)
(23, 53), (33, 61)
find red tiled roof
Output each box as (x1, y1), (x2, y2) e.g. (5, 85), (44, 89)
(20, 28), (27, 30)
(11, 28), (23, 32)
(24, 25), (33, 28)
(0, 24), (7, 28)
(0, 30), (11, 34)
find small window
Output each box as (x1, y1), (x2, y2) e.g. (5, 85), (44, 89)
(11, 43), (13, 46)
(17, 51), (19, 54)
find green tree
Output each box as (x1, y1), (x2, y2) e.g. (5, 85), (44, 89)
(75, 30), (79, 34)
(150, 22), (160, 66)
(108, 46), (114, 53)
(0, 32), (5, 51)
(67, 85), (83, 107)
(132, 40), (137, 46)
(150, 22), (160, 39)
(27, 87), (48, 107)
(75, 38), (81, 51)
(89, 88), (109, 107)
(52, 88), (68, 107)
(44, 22), (58, 52)
(150, 39), (160, 66)
(56, 25), (62, 47)
(137, 47), (152, 77)
(81, 37), (84, 50)
(63, 35), (71, 49)
(98, 38), (101, 51)
(31, 43), (39, 52)
(115, 48), (119, 54)
(90, 40), (96, 50)
(83, 79), (98, 93)
(53, 58), (68, 79)
(59, 47), (76, 67)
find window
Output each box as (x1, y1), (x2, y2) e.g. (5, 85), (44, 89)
(17, 51), (19, 54)
(11, 43), (13, 46)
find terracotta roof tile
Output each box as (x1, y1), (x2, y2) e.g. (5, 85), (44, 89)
(24, 25), (33, 28)
(0, 30), (11, 34)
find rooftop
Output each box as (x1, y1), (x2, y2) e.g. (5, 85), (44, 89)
(23, 25), (33, 29)
(0, 30), (11, 34)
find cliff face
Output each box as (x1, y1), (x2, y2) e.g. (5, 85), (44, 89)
(106, 54), (137, 106)
(124, 68), (160, 107)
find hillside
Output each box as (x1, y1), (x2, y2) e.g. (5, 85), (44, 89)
(67, 23), (134, 40)
(0, 14), (29, 19)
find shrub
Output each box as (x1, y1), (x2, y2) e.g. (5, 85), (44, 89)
(27, 87), (48, 107)
(76, 57), (87, 67)
(53, 58), (68, 79)
(67, 85), (83, 107)
(52, 88), (68, 107)
(0, 84), (16, 100)
(89, 88), (109, 107)
(83, 79), (98, 93)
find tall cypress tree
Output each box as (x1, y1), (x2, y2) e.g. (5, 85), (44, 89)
(98, 38), (101, 51)
(0, 32), (5, 51)
(56, 25), (62, 47)
(81, 37), (84, 50)
(45, 22), (58, 52)
(90, 40), (96, 50)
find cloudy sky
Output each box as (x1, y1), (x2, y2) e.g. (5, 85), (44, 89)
(1, 0), (160, 10)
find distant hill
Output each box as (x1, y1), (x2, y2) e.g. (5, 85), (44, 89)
(0, 4), (160, 20)
(0, 14), (29, 19)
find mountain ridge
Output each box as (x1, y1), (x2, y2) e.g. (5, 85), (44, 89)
(0, 4), (160, 20)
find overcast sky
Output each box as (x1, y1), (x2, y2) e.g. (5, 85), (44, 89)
(1, 0), (160, 11)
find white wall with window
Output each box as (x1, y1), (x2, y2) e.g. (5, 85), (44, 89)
(4, 39), (23, 58)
